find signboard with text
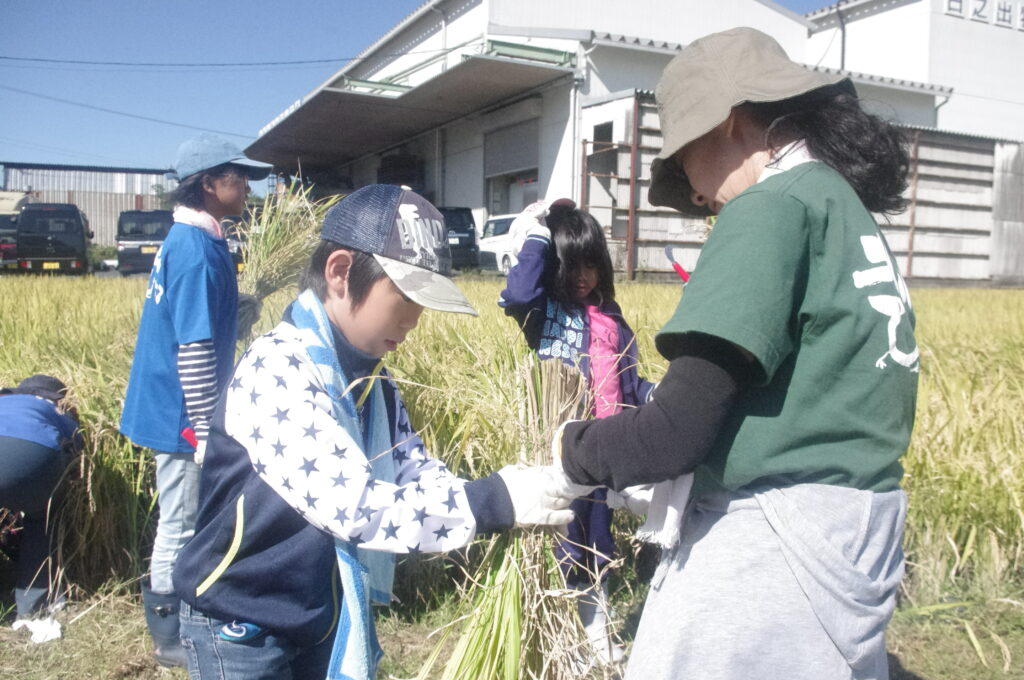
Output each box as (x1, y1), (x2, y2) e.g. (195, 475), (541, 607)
(945, 0), (1024, 29)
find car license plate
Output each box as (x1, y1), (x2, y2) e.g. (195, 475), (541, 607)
(448, 236), (460, 245)
(141, 246), (157, 254)
(43, 262), (60, 270)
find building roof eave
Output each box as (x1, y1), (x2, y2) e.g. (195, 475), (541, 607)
(339, 0), (446, 78)
(245, 55), (572, 173)
(0, 161), (172, 175)
(900, 123), (1023, 145)
(809, 64), (954, 96)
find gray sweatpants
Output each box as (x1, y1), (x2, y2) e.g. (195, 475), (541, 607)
(624, 484), (906, 680)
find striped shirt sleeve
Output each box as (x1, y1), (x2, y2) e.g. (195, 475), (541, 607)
(177, 339), (218, 443)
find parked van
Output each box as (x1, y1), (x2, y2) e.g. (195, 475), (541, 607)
(0, 191), (30, 270)
(15, 203), (92, 274)
(437, 207), (479, 269)
(116, 209), (174, 275)
(478, 213), (517, 274)
(0, 229), (17, 271)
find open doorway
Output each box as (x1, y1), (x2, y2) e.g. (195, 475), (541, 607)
(486, 169), (538, 216)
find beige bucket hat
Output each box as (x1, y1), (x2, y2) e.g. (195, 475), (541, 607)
(648, 27), (852, 217)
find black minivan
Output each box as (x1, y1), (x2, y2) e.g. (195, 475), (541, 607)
(15, 203), (92, 274)
(437, 207), (479, 269)
(116, 209), (174, 275)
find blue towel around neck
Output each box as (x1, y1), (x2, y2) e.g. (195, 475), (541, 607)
(287, 289), (395, 680)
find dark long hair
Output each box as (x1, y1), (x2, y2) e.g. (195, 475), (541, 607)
(545, 208), (615, 306)
(171, 163), (242, 210)
(743, 88), (909, 214)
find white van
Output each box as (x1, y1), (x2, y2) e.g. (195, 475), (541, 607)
(478, 213), (518, 274)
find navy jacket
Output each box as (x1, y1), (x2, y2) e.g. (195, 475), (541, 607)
(173, 317), (512, 646)
(0, 394), (81, 452)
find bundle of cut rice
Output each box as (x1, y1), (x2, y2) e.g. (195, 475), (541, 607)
(418, 356), (616, 680)
(234, 182), (341, 339)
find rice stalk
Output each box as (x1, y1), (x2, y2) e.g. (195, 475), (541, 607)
(235, 181), (340, 309)
(417, 355), (612, 680)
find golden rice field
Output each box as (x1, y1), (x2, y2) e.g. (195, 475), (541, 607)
(0, 275), (1022, 654)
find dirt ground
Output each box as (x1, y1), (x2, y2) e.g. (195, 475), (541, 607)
(2, 594), (1024, 679)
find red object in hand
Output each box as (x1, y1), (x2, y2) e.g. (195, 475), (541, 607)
(181, 427), (198, 448)
(664, 246), (690, 283)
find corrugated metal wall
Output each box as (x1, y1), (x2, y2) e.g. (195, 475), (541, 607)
(885, 130), (995, 282)
(587, 99), (1024, 285)
(2, 167), (172, 246)
(991, 142), (1024, 285)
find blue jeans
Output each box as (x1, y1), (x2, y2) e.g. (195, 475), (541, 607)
(179, 602), (332, 679)
(150, 451), (201, 594)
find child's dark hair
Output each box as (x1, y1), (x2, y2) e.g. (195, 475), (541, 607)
(171, 163), (244, 210)
(300, 239), (388, 310)
(743, 88), (909, 214)
(546, 208), (615, 305)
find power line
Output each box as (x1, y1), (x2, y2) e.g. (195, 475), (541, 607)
(0, 48), (450, 69)
(0, 62), (338, 74)
(0, 55), (346, 67)
(0, 84), (251, 138)
(0, 135), (138, 165)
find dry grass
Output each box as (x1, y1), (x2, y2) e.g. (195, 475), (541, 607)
(1, 275), (1022, 677)
(0, 592), (186, 680)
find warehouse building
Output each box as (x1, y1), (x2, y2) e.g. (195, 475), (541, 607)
(247, 0), (1023, 284)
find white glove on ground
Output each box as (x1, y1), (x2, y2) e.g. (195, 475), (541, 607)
(12, 616), (62, 643)
(497, 464), (594, 527)
(606, 484), (654, 516)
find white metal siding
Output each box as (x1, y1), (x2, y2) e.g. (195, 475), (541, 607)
(484, 119), (539, 177)
(809, 0), (1024, 143)
(991, 141), (1024, 283)
(489, 0), (809, 60)
(26, 190), (166, 247)
(3, 167), (167, 194)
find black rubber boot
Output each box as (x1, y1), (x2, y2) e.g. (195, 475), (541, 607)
(141, 585), (189, 669)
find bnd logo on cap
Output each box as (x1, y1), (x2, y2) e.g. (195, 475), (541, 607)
(395, 202), (445, 270)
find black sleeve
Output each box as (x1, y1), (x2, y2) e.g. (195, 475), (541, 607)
(464, 473), (516, 534)
(560, 334), (752, 491)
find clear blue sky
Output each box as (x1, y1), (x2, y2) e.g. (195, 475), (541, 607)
(0, 1), (833, 178)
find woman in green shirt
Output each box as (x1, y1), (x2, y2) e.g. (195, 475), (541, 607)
(553, 27), (918, 679)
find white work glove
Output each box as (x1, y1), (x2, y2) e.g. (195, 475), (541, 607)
(193, 438), (207, 466)
(496, 464), (594, 527)
(606, 484), (654, 516)
(508, 200), (551, 257)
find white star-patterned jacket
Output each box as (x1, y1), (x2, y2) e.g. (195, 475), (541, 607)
(173, 317), (514, 644)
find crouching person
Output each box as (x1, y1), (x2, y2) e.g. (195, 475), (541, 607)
(173, 185), (590, 680)
(0, 374), (81, 643)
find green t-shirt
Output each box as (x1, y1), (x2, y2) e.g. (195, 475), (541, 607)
(657, 162), (919, 496)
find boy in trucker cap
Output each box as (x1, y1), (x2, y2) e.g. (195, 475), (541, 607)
(174, 184), (592, 680)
